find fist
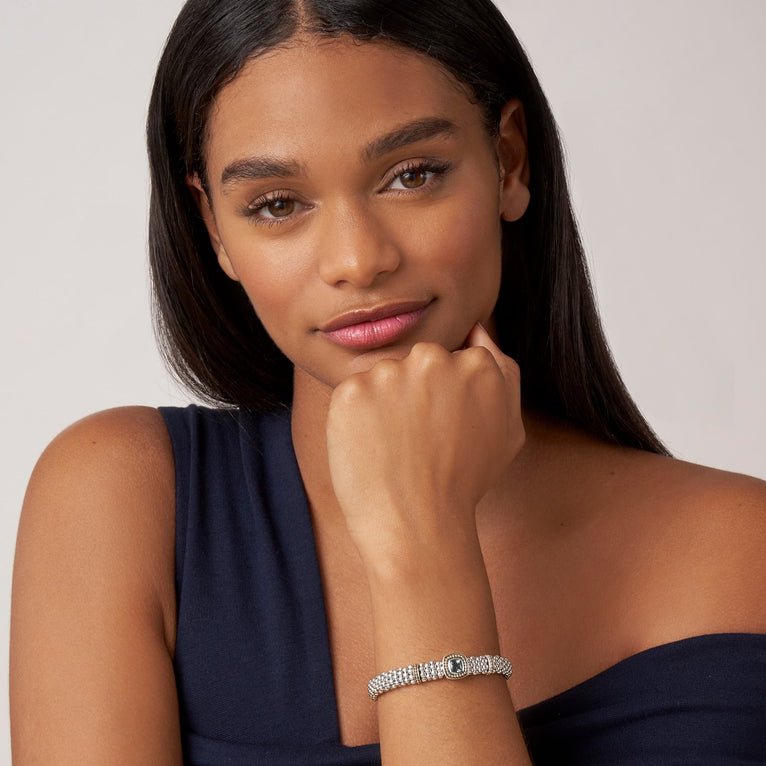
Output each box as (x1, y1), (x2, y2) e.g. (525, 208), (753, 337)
(325, 323), (525, 565)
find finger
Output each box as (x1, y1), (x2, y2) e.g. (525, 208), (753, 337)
(464, 322), (521, 389)
(463, 324), (525, 459)
(464, 322), (504, 363)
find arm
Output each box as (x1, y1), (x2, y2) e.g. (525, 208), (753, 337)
(327, 324), (532, 765)
(10, 407), (182, 765)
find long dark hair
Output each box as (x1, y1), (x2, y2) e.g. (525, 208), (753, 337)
(147, 0), (669, 455)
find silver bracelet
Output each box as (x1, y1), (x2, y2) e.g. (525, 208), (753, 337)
(367, 652), (512, 701)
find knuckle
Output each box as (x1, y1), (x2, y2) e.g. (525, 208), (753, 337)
(408, 342), (448, 369)
(332, 373), (365, 405)
(370, 358), (399, 383)
(462, 345), (495, 370)
(461, 350), (501, 387)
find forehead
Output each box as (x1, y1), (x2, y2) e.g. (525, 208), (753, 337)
(204, 37), (486, 172)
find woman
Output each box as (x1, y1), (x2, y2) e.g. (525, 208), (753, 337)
(11, 0), (766, 763)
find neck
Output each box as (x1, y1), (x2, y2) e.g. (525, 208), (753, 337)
(290, 368), (343, 524)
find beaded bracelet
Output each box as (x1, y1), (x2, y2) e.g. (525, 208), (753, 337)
(367, 652), (512, 701)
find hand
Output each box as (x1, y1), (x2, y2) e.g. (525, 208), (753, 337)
(326, 323), (525, 574)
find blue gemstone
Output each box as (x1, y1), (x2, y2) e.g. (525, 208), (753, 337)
(448, 657), (465, 675)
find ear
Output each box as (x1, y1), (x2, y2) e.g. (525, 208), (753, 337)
(186, 174), (240, 282)
(495, 98), (531, 223)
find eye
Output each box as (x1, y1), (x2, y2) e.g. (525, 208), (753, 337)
(387, 160), (451, 192)
(396, 168), (430, 189)
(245, 193), (304, 225)
(261, 198), (295, 218)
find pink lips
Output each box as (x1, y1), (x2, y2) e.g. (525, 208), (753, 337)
(319, 300), (432, 350)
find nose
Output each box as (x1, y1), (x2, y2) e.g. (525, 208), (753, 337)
(317, 203), (401, 287)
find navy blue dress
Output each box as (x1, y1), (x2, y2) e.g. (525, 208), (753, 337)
(160, 405), (766, 765)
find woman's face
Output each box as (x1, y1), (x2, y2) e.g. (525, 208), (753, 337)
(194, 37), (529, 391)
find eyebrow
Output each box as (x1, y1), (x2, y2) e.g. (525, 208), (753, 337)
(219, 117), (458, 191)
(221, 157), (304, 191)
(360, 117), (458, 163)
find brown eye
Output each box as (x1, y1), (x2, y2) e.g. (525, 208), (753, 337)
(398, 170), (428, 189)
(387, 161), (450, 194)
(265, 198), (295, 217)
(246, 194), (307, 225)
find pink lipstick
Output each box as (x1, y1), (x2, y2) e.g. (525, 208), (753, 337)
(319, 300), (431, 350)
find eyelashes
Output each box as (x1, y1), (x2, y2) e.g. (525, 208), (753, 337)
(242, 158), (453, 227)
(386, 159), (451, 192)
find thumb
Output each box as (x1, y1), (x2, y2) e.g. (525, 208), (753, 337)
(464, 322), (521, 386)
(465, 323), (524, 452)
(464, 322), (503, 362)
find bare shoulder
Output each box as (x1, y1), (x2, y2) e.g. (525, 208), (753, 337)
(621, 448), (766, 556)
(17, 405), (175, 582)
(525, 415), (765, 633)
(494, 419), (765, 707)
(31, 404), (173, 481)
(11, 406), (181, 763)
(15, 404), (176, 637)
(601, 446), (766, 640)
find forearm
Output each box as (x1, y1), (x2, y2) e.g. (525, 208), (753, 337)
(325, 334), (529, 762)
(367, 531), (531, 765)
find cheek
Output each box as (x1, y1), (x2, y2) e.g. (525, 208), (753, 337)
(417, 190), (504, 286)
(226, 245), (311, 341)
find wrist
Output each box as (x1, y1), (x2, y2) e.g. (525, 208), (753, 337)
(356, 511), (485, 588)
(366, 549), (501, 670)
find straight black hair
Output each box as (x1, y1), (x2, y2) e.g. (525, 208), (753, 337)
(147, 0), (669, 455)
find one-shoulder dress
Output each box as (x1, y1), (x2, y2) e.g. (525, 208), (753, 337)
(160, 405), (766, 765)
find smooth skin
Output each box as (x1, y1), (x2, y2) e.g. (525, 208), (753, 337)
(11, 37), (766, 764)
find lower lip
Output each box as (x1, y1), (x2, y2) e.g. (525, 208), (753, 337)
(321, 306), (429, 350)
